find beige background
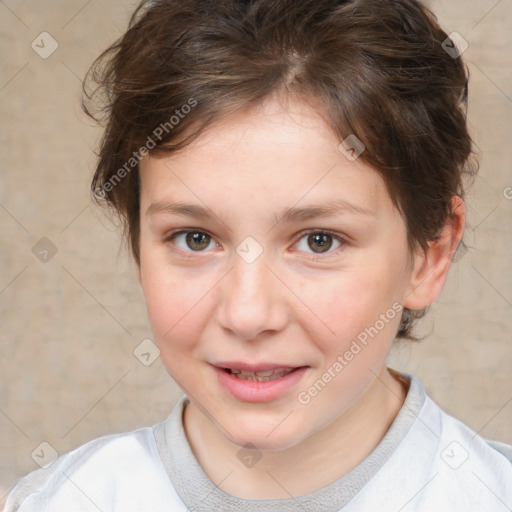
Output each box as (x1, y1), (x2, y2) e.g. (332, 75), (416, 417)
(1, 0), (511, 502)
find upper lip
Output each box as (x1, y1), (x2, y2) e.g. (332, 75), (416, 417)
(212, 361), (305, 372)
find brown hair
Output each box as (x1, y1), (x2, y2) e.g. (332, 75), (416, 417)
(83, 0), (477, 340)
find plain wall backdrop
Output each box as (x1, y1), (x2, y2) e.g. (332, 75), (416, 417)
(1, 0), (511, 503)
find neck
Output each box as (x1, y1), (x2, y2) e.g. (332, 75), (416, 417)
(183, 367), (407, 500)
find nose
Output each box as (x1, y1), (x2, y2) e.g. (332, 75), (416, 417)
(216, 255), (289, 341)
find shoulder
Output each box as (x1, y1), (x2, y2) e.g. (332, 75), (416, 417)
(416, 388), (512, 509)
(401, 375), (512, 472)
(4, 425), (175, 512)
(359, 375), (512, 511)
(429, 395), (512, 468)
(486, 439), (512, 463)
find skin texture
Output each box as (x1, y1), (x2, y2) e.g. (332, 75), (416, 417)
(137, 94), (465, 499)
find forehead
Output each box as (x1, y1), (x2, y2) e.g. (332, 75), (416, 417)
(139, 95), (394, 220)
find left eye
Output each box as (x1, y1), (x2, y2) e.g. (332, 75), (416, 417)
(295, 231), (343, 254)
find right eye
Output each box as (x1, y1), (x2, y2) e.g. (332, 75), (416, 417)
(165, 230), (220, 252)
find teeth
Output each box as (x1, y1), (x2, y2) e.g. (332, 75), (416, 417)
(229, 368), (295, 382)
(245, 369), (274, 377)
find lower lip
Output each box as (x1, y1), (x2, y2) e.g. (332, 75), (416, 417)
(213, 366), (308, 403)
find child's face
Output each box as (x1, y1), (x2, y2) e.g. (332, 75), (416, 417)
(138, 95), (419, 450)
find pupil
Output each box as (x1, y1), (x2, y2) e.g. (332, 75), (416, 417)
(186, 232), (210, 250)
(308, 233), (332, 253)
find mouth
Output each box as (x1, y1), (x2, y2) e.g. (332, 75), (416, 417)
(212, 362), (309, 402)
(223, 367), (297, 382)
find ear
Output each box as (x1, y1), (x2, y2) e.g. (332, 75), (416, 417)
(404, 196), (466, 310)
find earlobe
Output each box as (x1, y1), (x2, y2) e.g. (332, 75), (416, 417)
(403, 196), (466, 311)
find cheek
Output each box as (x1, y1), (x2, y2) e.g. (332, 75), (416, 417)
(303, 266), (398, 326)
(297, 264), (405, 361)
(139, 250), (211, 354)
(300, 274), (403, 412)
(142, 277), (212, 382)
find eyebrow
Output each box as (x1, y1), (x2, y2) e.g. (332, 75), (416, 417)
(272, 200), (375, 226)
(146, 200), (213, 220)
(146, 199), (375, 227)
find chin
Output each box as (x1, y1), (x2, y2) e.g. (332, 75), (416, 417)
(224, 418), (307, 453)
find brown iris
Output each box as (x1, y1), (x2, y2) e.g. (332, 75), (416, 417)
(308, 233), (333, 253)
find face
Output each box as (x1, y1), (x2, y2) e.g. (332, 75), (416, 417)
(138, 95), (418, 451)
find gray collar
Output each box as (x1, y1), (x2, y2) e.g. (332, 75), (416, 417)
(153, 373), (426, 511)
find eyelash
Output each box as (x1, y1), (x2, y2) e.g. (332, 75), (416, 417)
(164, 229), (347, 259)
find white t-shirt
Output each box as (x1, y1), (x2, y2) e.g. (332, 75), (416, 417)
(4, 374), (512, 511)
